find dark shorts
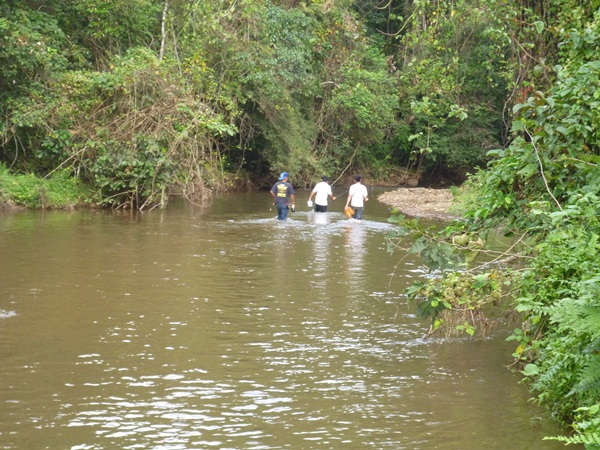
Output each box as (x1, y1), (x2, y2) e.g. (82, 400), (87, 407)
(315, 204), (327, 212)
(352, 207), (364, 220)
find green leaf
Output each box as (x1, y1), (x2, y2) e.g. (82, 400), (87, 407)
(409, 237), (428, 254)
(472, 273), (490, 289)
(522, 364), (540, 376)
(534, 21), (545, 34)
(405, 281), (425, 296)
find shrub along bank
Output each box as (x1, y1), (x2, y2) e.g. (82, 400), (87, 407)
(0, 163), (90, 209)
(386, 8), (600, 447)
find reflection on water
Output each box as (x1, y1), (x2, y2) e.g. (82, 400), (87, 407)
(0, 191), (577, 449)
(345, 221), (367, 295)
(308, 212), (332, 292)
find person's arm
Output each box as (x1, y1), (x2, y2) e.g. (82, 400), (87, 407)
(345, 192), (352, 208)
(308, 191), (314, 201)
(291, 194), (295, 204)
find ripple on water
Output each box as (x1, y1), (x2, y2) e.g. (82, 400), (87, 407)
(0, 309), (17, 319)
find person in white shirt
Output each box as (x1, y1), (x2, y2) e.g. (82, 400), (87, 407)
(345, 174), (368, 220)
(308, 176), (336, 212)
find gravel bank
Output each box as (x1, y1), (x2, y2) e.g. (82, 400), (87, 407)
(378, 188), (459, 220)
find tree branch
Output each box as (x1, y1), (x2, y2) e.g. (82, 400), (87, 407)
(525, 128), (563, 211)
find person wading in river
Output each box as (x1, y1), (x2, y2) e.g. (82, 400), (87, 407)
(345, 174), (368, 220)
(270, 172), (295, 221)
(308, 175), (336, 212)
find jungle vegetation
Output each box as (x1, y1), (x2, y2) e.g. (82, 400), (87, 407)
(1, 0), (599, 446)
(382, 1), (600, 447)
(1, 0), (517, 209)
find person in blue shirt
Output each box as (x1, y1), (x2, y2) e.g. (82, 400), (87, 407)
(270, 172), (295, 221)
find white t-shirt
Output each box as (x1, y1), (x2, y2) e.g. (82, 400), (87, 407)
(312, 181), (333, 206)
(349, 183), (368, 207)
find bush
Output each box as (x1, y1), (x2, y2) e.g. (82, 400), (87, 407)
(0, 164), (89, 208)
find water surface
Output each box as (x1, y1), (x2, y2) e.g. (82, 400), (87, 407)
(0, 189), (574, 449)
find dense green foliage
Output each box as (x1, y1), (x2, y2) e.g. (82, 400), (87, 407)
(386, 2), (600, 446)
(394, 0), (514, 175)
(0, 163), (89, 208)
(1, 0), (402, 208)
(1, 0), (524, 208)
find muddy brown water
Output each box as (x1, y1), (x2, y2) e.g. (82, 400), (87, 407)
(0, 189), (576, 449)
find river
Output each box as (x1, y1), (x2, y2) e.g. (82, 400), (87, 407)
(0, 189), (575, 449)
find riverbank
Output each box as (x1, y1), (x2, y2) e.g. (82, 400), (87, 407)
(1, 186), (460, 218)
(377, 187), (459, 220)
(1, 163), (460, 216)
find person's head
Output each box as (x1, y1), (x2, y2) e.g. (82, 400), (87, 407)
(279, 172), (289, 181)
(321, 175), (329, 182)
(354, 174), (362, 183)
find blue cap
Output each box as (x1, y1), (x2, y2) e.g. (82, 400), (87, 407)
(278, 172), (288, 181)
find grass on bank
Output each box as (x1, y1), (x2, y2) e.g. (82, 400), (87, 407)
(0, 164), (91, 209)
(447, 171), (487, 218)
